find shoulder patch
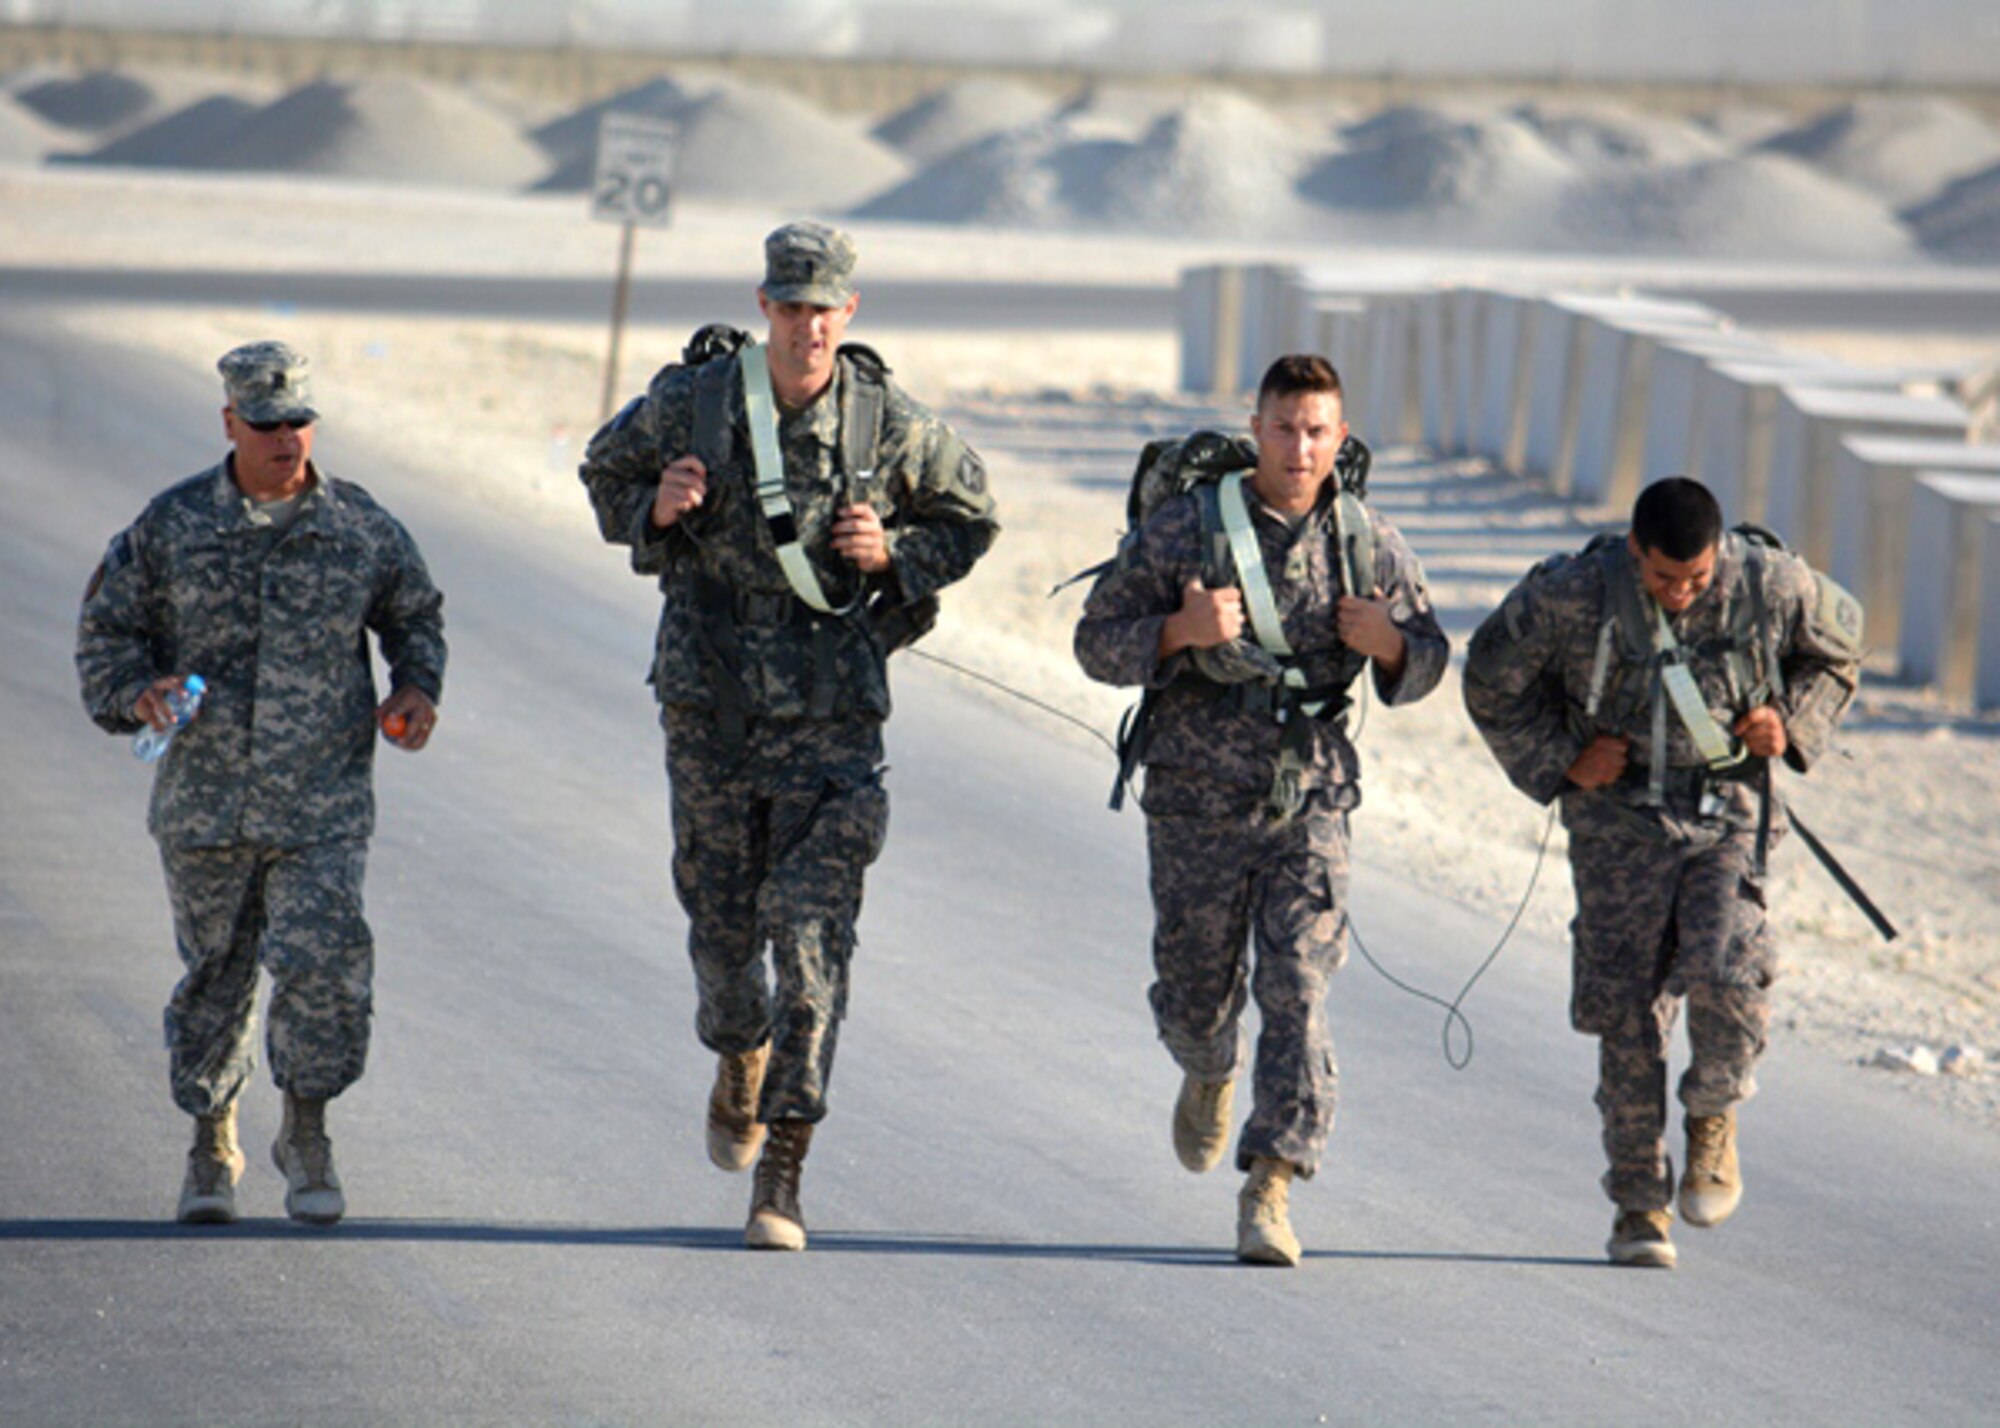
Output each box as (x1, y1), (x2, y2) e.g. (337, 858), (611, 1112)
(943, 432), (986, 495)
(84, 529), (138, 603)
(1813, 571), (1866, 656)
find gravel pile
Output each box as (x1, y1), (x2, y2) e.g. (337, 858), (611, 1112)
(132, 75), (549, 188)
(874, 78), (1055, 165)
(1902, 160), (2000, 260)
(1757, 96), (2000, 207)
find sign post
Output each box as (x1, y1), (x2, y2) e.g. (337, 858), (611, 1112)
(590, 113), (678, 423)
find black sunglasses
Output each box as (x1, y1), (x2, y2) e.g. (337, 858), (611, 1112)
(245, 417), (313, 433)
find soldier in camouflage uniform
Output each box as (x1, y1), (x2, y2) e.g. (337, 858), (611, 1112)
(579, 222), (998, 1251)
(1462, 477), (1862, 1269)
(1074, 355), (1447, 1266)
(76, 341), (446, 1227)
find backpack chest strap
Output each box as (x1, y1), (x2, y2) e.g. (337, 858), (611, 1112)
(740, 343), (857, 617)
(1653, 608), (1749, 773)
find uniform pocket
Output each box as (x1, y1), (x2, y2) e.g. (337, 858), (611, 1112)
(1714, 873), (1778, 992)
(1571, 922), (1647, 1035)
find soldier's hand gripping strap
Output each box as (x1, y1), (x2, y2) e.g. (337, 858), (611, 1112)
(740, 342), (859, 617)
(1213, 471), (1365, 721)
(1215, 471), (1295, 660)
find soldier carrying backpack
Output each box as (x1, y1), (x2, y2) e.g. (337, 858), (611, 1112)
(579, 222), (998, 1253)
(1073, 354), (1449, 1267)
(1462, 476), (1865, 1272)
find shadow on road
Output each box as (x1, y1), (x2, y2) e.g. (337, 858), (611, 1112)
(0, 1218), (1602, 1268)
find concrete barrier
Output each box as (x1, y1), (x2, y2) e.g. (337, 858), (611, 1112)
(1236, 263), (1306, 394)
(1898, 472), (2000, 701)
(1307, 299), (1370, 375)
(1641, 334), (1792, 488)
(1568, 310), (1732, 508)
(1178, 264), (1245, 396)
(1521, 296), (1587, 491)
(1416, 289), (1463, 455)
(1696, 361), (1916, 526)
(1767, 386), (1970, 567)
(1520, 293), (1721, 497)
(1829, 436), (2000, 652)
(1304, 297), (1370, 426)
(1451, 287), (1492, 460)
(1474, 290), (1539, 473)
(1362, 294), (1422, 449)
(1978, 514), (2000, 710)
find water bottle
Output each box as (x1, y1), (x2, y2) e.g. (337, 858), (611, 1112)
(132, 674), (207, 763)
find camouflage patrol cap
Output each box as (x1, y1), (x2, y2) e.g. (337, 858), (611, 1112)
(218, 341), (317, 424)
(761, 221), (857, 306)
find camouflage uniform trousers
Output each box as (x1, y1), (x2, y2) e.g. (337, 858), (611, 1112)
(158, 838), (374, 1117)
(663, 706), (888, 1125)
(1145, 789), (1350, 1177)
(1567, 808), (1776, 1212)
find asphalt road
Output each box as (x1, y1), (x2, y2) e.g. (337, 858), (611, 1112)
(8, 263), (2000, 334)
(2, 315), (1996, 1426)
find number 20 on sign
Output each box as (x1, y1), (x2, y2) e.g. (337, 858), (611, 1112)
(591, 114), (677, 228)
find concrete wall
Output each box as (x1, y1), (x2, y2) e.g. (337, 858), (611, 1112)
(1766, 386), (1970, 566)
(1416, 289), (1462, 456)
(1177, 264), (1243, 396)
(1979, 515), (2000, 710)
(1362, 294), (1422, 448)
(1473, 291), (1536, 472)
(1567, 309), (1728, 508)
(1641, 333), (1789, 489)
(1828, 435), (2000, 651)
(1697, 362), (1915, 526)
(1898, 472), (2000, 701)
(1521, 297), (1591, 493)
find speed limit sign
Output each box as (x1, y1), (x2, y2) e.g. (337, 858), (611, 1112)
(591, 113), (677, 229)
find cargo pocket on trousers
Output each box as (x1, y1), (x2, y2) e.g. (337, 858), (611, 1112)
(1570, 923), (1642, 1035)
(1714, 874), (1778, 992)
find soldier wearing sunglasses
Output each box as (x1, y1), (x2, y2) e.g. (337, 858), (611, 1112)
(77, 341), (447, 1227)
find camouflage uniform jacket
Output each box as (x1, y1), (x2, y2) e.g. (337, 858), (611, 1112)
(579, 348), (998, 720)
(76, 461), (447, 848)
(1462, 532), (1860, 830)
(1074, 484), (1449, 811)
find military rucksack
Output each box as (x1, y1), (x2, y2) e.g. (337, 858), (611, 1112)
(1075, 430), (1381, 815)
(1064, 429), (1375, 597)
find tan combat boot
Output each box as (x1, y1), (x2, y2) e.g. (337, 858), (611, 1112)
(1172, 1073), (1234, 1174)
(707, 1043), (770, 1172)
(1236, 1156), (1302, 1266)
(1680, 1111), (1743, 1228)
(1607, 1209), (1677, 1268)
(176, 1102), (247, 1225)
(745, 1118), (814, 1251)
(272, 1092), (345, 1226)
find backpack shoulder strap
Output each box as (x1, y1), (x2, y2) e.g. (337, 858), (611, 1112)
(1192, 481), (1234, 590)
(740, 342), (858, 617)
(691, 353), (737, 471)
(838, 355), (889, 502)
(1214, 471), (1293, 657)
(1333, 491), (1374, 599)
(1728, 529), (1785, 703)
